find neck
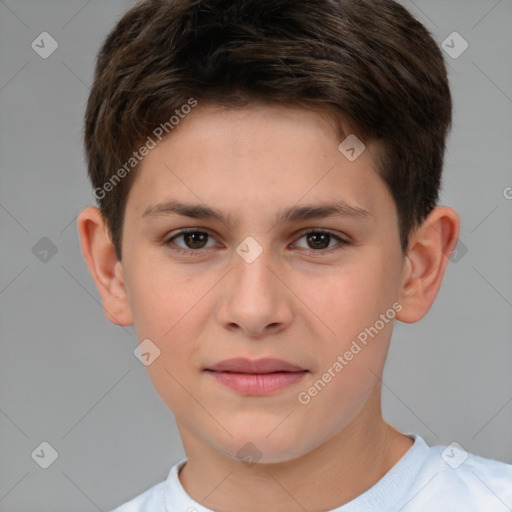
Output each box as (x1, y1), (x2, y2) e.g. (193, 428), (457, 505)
(178, 391), (414, 511)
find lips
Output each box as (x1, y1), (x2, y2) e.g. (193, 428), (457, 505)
(207, 358), (306, 374)
(205, 358), (308, 395)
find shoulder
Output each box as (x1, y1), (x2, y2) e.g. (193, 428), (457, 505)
(404, 441), (512, 511)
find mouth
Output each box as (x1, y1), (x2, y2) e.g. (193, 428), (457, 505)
(204, 358), (308, 395)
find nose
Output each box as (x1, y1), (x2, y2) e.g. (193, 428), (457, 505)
(216, 247), (294, 339)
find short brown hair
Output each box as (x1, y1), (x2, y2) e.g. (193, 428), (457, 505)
(84, 0), (452, 261)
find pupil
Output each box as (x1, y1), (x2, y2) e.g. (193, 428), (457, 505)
(185, 232), (207, 249)
(308, 233), (329, 249)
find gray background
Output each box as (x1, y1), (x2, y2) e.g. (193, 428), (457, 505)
(1, 0), (511, 510)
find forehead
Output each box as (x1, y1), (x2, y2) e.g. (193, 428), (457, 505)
(125, 103), (393, 224)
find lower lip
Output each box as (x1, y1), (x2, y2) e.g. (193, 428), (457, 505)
(207, 371), (307, 395)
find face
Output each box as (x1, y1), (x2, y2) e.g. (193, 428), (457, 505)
(119, 103), (405, 463)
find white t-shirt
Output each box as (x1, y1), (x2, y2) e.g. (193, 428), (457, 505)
(111, 434), (512, 511)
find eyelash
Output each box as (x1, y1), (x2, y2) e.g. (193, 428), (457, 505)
(163, 228), (350, 256)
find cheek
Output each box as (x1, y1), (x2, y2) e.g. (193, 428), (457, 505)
(297, 260), (393, 335)
(295, 256), (401, 381)
(128, 262), (201, 335)
(126, 269), (205, 402)
(130, 272), (206, 410)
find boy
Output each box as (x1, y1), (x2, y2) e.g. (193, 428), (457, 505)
(77, 0), (512, 510)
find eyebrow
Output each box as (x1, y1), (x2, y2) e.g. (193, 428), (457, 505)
(142, 199), (371, 227)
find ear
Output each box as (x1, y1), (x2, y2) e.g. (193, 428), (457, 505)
(396, 206), (460, 323)
(77, 206), (133, 326)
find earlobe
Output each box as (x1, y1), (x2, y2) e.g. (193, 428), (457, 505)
(77, 206), (134, 326)
(396, 206), (460, 324)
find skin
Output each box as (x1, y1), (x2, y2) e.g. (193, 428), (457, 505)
(78, 103), (459, 511)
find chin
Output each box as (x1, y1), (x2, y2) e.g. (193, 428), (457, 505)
(215, 424), (314, 466)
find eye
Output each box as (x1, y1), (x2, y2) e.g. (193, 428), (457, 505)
(293, 230), (348, 251)
(164, 229), (217, 253)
